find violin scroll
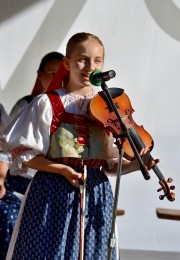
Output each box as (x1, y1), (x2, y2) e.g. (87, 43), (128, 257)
(157, 178), (175, 202)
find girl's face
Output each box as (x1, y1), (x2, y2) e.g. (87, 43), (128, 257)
(38, 59), (61, 93)
(64, 39), (104, 89)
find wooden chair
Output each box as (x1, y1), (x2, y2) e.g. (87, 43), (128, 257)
(116, 209), (125, 216)
(156, 208), (180, 221)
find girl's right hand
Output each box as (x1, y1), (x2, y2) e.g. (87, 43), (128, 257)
(61, 165), (82, 188)
(22, 155), (83, 188)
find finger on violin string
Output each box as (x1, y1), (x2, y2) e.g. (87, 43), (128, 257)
(141, 152), (150, 164)
(147, 158), (160, 169)
(139, 146), (150, 156)
(154, 158), (160, 164)
(142, 156), (159, 171)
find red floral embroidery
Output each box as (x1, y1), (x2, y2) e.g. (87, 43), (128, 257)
(11, 146), (32, 160)
(77, 136), (89, 145)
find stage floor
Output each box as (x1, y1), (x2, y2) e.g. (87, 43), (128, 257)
(120, 249), (180, 260)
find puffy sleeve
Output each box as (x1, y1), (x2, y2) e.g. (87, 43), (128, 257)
(0, 103), (10, 133)
(9, 98), (29, 121)
(0, 94), (52, 175)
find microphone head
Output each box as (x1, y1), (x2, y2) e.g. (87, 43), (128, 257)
(89, 70), (102, 86)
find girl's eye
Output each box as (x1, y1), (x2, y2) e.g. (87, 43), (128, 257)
(47, 72), (56, 77)
(79, 58), (86, 62)
(95, 59), (103, 64)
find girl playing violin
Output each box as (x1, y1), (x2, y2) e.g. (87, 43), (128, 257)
(1, 32), (158, 260)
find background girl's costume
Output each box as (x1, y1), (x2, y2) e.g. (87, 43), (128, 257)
(0, 104), (30, 260)
(0, 76), (42, 260)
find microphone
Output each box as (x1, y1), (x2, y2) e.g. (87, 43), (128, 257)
(89, 70), (116, 86)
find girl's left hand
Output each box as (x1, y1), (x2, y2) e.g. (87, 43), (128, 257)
(139, 147), (160, 171)
(104, 146), (160, 175)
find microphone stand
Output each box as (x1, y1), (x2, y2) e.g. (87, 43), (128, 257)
(98, 82), (151, 260)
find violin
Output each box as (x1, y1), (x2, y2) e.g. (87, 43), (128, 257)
(88, 88), (175, 202)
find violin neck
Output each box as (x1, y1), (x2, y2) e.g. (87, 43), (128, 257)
(129, 128), (164, 181)
(152, 162), (164, 181)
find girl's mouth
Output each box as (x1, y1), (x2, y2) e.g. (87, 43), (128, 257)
(81, 72), (91, 81)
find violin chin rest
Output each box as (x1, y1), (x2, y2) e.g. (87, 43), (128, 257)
(100, 87), (124, 99)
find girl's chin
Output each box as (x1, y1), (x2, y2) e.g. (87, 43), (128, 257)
(83, 76), (90, 82)
(81, 79), (91, 86)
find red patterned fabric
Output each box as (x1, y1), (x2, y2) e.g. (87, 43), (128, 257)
(11, 146), (32, 161)
(31, 78), (43, 97)
(50, 157), (105, 167)
(47, 91), (65, 134)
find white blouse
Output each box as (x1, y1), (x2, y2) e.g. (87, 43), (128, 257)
(0, 103), (11, 162)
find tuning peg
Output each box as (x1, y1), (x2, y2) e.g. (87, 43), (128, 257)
(159, 194), (166, 200)
(157, 187), (163, 192)
(170, 185), (175, 190)
(167, 178), (173, 183)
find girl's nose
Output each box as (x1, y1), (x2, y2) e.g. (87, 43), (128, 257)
(86, 60), (95, 71)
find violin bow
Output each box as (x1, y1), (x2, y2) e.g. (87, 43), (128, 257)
(79, 161), (87, 260)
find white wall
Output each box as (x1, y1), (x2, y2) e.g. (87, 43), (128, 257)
(0, 0), (180, 253)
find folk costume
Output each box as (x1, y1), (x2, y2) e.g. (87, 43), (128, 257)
(1, 63), (116, 259)
(0, 75), (43, 260)
(0, 104), (30, 260)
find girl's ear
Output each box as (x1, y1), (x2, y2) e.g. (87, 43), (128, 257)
(63, 57), (70, 71)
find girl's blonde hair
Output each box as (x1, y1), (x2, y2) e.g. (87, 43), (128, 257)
(66, 32), (104, 58)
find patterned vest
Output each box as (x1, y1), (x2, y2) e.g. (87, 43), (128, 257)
(46, 91), (113, 167)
